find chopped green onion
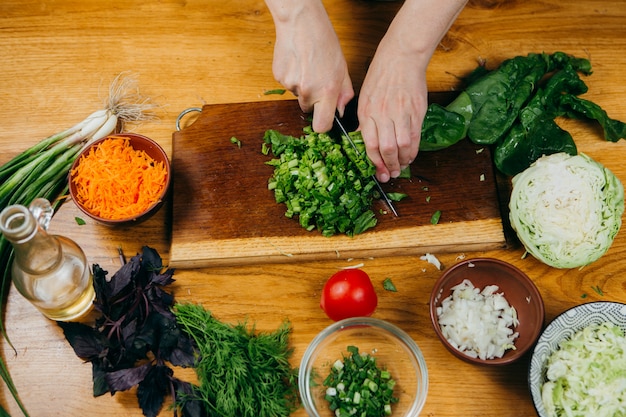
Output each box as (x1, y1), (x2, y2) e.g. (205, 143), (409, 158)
(262, 127), (378, 236)
(323, 345), (399, 417)
(430, 210), (442, 225)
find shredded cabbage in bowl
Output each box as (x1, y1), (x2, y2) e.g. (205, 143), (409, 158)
(541, 322), (626, 417)
(509, 152), (624, 269)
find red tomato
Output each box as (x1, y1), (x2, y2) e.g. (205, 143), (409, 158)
(320, 269), (378, 321)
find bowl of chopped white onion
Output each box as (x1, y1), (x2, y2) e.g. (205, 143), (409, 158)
(529, 301), (626, 417)
(429, 258), (545, 366)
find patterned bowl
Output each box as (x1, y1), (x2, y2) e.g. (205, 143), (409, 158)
(528, 301), (626, 416)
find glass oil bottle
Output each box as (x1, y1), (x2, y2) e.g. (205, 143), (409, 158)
(0, 198), (94, 321)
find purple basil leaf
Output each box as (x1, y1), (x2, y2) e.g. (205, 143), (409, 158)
(173, 379), (205, 417)
(150, 268), (175, 287)
(107, 255), (141, 298)
(141, 246), (163, 272)
(91, 362), (110, 397)
(137, 364), (173, 417)
(105, 362), (152, 393)
(167, 336), (198, 368)
(58, 321), (108, 360)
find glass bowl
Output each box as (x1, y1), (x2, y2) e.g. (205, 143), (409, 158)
(299, 317), (428, 417)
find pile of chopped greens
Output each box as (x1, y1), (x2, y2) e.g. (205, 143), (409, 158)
(420, 51), (626, 176)
(174, 303), (299, 417)
(262, 126), (379, 237)
(58, 247), (201, 417)
(323, 345), (398, 417)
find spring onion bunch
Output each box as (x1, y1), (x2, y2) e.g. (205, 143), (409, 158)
(0, 73), (157, 416)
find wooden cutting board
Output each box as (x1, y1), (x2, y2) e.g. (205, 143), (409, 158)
(169, 99), (506, 268)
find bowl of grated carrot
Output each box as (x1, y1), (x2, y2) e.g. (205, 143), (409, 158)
(69, 133), (171, 226)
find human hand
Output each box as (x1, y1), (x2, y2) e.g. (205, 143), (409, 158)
(357, 45), (428, 183)
(356, 0), (467, 183)
(267, 1), (354, 132)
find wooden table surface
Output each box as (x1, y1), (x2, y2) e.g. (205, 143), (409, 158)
(1, 1), (625, 416)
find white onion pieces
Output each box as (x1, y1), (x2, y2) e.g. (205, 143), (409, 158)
(436, 279), (519, 360)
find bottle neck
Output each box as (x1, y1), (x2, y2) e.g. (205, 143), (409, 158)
(0, 205), (62, 274)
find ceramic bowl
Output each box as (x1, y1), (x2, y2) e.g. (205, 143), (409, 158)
(69, 133), (170, 226)
(529, 301), (626, 416)
(429, 258), (545, 365)
(299, 317), (428, 417)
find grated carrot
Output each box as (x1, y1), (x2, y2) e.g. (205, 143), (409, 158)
(70, 136), (168, 220)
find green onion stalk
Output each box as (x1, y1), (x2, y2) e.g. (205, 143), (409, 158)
(0, 73), (157, 416)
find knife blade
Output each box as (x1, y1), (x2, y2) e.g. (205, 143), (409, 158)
(333, 114), (399, 217)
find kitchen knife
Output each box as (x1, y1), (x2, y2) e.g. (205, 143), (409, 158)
(333, 114), (399, 217)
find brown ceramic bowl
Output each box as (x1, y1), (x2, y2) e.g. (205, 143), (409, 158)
(429, 258), (545, 366)
(69, 133), (171, 226)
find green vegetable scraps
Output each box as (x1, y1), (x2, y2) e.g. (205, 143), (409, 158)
(386, 192), (407, 202)
(430, 210), (442, 225)
(74, 216), (86, 225)
(383, 278), (398, 292)
(420, 52), (626, 176)
(174, 303), (299, 417)
(592, 285), (604, 296)
(264, 88), (287, 95)
(230, 136), (242, 148)
(324, 345), (398, 417)
(263, 126), (379, 237)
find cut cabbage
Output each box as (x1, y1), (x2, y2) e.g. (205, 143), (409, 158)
(509, 152), (624, 269)
(542, 322), (626, 417)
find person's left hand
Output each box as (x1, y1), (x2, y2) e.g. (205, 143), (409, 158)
(357, 35), (429, 183)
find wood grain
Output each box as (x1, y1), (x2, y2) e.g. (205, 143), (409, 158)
(170, 99), (505, 267)
(0, 0), (625, 416)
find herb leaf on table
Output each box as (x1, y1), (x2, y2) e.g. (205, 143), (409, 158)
(58, 246), (199, 417)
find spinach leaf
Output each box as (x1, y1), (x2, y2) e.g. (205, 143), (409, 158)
(465, 52), (591, 145)
(494, 65), (586, 175)
(419, 103), (467, 151)
(560, 95), (626, 142)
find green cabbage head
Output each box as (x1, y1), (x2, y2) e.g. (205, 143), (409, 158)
(509, 152), (624, 269)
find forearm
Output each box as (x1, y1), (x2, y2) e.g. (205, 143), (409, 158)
(264, 0), (330, 30)
(383, 0), (468, 69)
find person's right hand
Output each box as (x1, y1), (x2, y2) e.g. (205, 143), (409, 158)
(265, 0), (354, 132)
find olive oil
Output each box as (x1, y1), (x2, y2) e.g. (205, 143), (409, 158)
(0, 199), (95, 321)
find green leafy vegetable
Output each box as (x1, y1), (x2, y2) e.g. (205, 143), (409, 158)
(430, 210), (442, 225)
(264, 88), (287, 95)
(323, 345), (398, 417)
(382, 278), (397, 292)
(230, 136), (242, 148)
(591, 285), (604, 296)
(74, 216), (86, 225)
(386, 192), (407, 202)
(58, 246), (200, 417)
(420, 52), (626, 176)
(174, 303), (299, 417)
(509, 153), (624, 268)
(263, 126), (378, 237)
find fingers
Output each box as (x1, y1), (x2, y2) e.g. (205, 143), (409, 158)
(309, 77), (354, 133)
(359, 112), (420, 183)
(310, 97), (336, 133)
